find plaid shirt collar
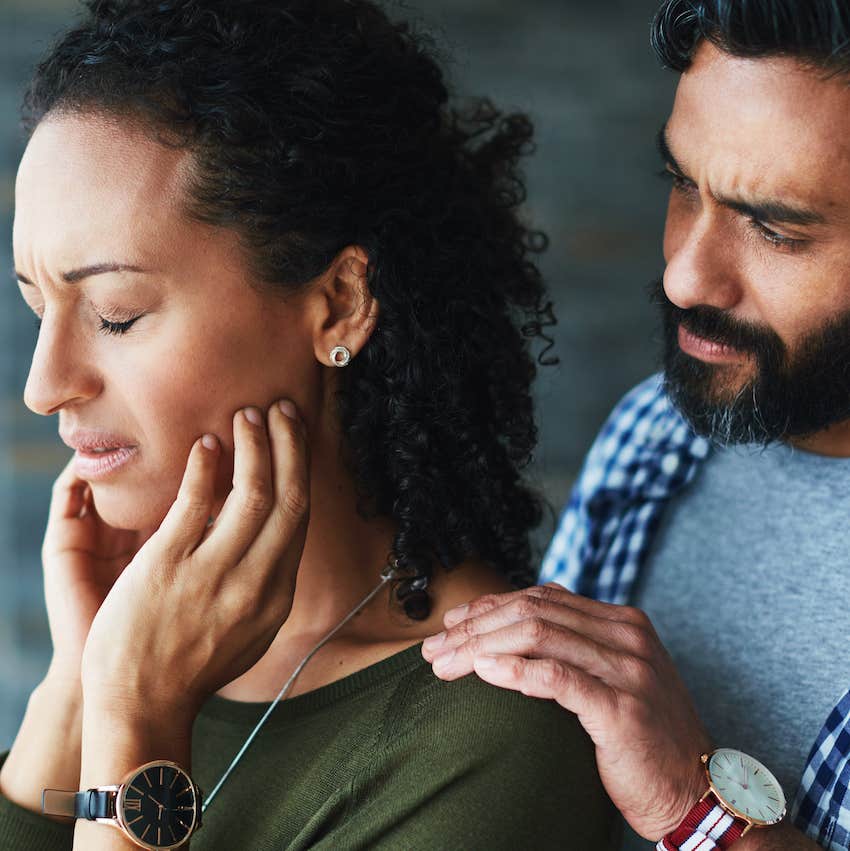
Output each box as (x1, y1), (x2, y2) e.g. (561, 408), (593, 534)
(539, 374), (850, 849)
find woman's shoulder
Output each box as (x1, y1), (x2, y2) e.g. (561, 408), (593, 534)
(381, 646), (596, 774)
(348, 645), (618, 850)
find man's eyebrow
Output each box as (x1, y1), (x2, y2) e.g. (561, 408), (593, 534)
(14, 263), (150, 286)
(717, 196), (826, 228)
(656, 124), (683, 174)
(656, 123), (826, 228)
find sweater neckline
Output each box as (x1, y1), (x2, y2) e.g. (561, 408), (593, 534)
(197, 641), (427, 728)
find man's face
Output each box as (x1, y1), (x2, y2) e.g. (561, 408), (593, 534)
(660, 41), (850, 446)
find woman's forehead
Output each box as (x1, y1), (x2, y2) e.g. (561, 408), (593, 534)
(13, 114), (198, 279)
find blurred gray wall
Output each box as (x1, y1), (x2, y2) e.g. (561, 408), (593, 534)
(0, 0), (675, 747)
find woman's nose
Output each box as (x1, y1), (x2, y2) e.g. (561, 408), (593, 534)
(23, 315), (101, 415)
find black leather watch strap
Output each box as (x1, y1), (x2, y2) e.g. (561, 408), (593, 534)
(74, 789), (115, 820)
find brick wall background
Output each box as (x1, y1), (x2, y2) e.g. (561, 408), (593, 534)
(0, 0), (674, 762)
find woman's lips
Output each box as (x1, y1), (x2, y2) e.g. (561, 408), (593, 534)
(73, 446), (140, 480)
(677, 324), (749, 364)
(59, 428), (140, 480)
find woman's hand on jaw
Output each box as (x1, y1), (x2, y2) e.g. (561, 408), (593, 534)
(78, 399), (310, 726)
(41, 457), (148, 689)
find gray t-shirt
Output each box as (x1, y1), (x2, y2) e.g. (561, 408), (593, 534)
(621, 441), (850, 850)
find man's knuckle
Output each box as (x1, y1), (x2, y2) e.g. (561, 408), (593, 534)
(613, 622), (649, 654)
(504, 657), (524, 681)
(622, 655), (656, 692)
(621, 605), (652, 628)
(469, 594), (500, 616)
(450, 618), (476, 641)
(536, 659), (566, 691)
(528, 584), (561, 603)
(520, 616), (551, 645)
(463, 634), (482, 655)
(513, 595), (544, 619)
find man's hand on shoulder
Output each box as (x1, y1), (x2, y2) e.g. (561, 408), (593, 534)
(421, 582), (711, 841)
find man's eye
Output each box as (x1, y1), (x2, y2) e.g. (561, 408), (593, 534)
(98, 315), (142, 336)
(747, 218), (806, 251)
(658, 168), (696, 194)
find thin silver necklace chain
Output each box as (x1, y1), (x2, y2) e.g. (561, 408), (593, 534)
(201, 564), (399, 813)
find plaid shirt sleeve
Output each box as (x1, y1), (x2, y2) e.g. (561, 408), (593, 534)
(538, 373), (850, 850)
(539, 373), (709, 603)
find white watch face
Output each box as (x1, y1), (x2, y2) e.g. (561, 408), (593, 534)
(707, 749), (787, 825)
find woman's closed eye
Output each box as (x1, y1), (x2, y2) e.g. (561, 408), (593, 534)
(33, 314), (144, 336)
(96, 315), (143, 335)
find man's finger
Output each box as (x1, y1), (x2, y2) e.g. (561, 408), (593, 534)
(443, 583), (570, 628)
(429, 618), (627, 685)
(472, 654), (617, 719)
(443, 583), (645, 631)
(428, 590), (657, 665)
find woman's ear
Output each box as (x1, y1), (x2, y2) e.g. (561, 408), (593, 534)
(310, 245), (378, 366)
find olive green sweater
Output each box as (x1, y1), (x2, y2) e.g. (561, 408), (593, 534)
(0, 644), (618, 850)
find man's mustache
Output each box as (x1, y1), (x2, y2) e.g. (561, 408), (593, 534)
(649, 278), (787, 359)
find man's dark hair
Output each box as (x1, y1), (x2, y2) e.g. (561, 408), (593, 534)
(652, 0), (850, 72)
(23, 0), (555, 619)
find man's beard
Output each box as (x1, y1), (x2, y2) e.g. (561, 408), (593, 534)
(652, 279), (850, 445)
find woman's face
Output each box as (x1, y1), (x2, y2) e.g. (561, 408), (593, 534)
(13, 114), (321, 532)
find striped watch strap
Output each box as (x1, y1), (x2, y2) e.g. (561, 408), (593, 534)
(656, 792), (746, 851)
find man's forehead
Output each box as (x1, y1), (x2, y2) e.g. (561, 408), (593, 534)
(667, 41), (850, 220)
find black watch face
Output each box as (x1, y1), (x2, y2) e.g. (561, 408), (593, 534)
(119, 762), (198, 849)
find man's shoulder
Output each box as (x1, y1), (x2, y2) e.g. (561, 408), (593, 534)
(540, 375), (710, 596)
(595, 373), (691, 454)
(577, 373), (709, 496)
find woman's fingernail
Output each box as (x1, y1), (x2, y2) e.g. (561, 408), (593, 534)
(201, 434), (218, 451)
(422, 632), (446, 653)
(474, 656), (500, 671)
(277, 399), (297, 419)
(243, 407), (263, 426)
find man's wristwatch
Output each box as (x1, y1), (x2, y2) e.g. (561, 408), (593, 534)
(42, 759), (203, 850)
(658, 749), (786, 850)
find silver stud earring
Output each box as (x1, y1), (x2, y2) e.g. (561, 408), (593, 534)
(330, 345), (351, 367)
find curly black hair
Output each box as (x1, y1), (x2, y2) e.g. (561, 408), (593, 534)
(22, 0), (555, 619)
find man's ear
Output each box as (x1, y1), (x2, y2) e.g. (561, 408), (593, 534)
(310, 245), (378, 366)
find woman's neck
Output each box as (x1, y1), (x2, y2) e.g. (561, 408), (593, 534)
(212, 414), (512, 703)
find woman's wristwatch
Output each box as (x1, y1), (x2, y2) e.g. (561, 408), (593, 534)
(42, 759), (203, 849)
(658, 749), (787, 850)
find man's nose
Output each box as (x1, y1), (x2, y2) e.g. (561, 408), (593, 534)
(663, 212), (743, 313)
(23, 315), (100, 415)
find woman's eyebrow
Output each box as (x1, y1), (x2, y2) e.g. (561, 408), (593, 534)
(14, 263), (151, 286)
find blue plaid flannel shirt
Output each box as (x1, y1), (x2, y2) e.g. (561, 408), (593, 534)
(539, 373), (850, 850)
